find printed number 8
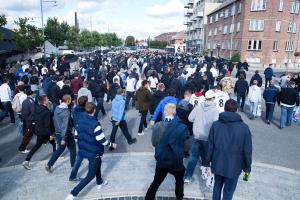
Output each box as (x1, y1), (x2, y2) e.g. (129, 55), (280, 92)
(219, 99), (224, 107)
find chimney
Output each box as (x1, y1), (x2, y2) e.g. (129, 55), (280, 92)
(75, 12), (79, 29)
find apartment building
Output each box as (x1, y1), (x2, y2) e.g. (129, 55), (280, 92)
(184, 0), (223, 53)
(206, 0), (300, 67)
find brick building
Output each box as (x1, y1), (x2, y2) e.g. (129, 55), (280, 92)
(154, 32), (177, 43)
(206, 0), (300, 67)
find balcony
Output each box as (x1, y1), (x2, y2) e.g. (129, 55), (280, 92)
(188, 0), (194, 6)
(195, 24), (203, 30)
(184, 3), (189, 8)
(191, 17), (197, 22)
(183, 21), (188, 25)
(196, 11), (204, 18)
(187, 20), (193, 25)
(187, 9), (193, 15)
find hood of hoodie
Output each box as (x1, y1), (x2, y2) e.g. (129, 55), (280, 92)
(74, 105), (85, 113)
(56, 103), (69, 115)
(114, 94), (125, 101)
(201, 100), (217, 112)
(219, 112), (242, 123)
(162, 96), (177, 104)
(35, 104), (48, 115)
(79, 88), (90, 95)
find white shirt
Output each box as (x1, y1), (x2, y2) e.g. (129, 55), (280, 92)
(0, 83), (12, 102)
(200, 67), (207, 73)
(248, 85), (262, 103)
(214, 90), (230, 113)
(186, 67), (196, 79)
(126, 77), (137, 92)
(190, 94), (205, 107)
(57, 81), (64, 90)
(148, 76), (158, 89)
(210, 67), (218, 78)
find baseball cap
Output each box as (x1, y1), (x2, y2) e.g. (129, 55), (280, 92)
(205, 90), (216, 99)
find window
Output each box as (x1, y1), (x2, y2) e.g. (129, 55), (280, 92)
(223, 25), (228, 34)
(238, 3), (242, 13)
(273, 41), (279, 51)
(288, 22), (296, 33)
(291, 2), (300, 14)
(210, 16), (213, 23)
(220, 11), (224, 18)
(219, 26), (222, 31)
(285, 41), (294, 51)
(208, 42), (211, 49)
(230, 23), (235, 33)
(214, 28), (218, 35)
(251, 0), (267, 11)
(249, 20), (264, 31)
(224, 9), (229, 18)
(209, 29), (212, 36)
(215, 13), (219, 22)
(275, 21), (281, 32)
(231, 5), (236, 16)
(237, 22), (241, 32)
(278, 0), (283, 11)
(248, 40), (262, 50)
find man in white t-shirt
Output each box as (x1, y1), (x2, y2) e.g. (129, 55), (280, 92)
(213, 85), (230, 113)
(125, 73), (137, 110)
(190, 84), (205, 107)
(147, 73), (159, 91)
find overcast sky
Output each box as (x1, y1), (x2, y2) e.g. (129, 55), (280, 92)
(1, 0), (186, 39)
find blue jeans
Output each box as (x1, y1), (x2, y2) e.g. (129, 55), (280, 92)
(47, 134), (76, 168)
(0, 101), (15, 123)
(71, 156), (103, 196)
(213, 174), (239, 200)
(184, 139), (209, 180)
(265, 103), (275, 122)
(69, 155), (84, 180)
(250, 102), (258, 117)
(95, 97), (106, 118)
(280, 105), (294, 128)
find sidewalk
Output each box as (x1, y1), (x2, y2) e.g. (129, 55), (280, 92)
(0, 153), (299, 200)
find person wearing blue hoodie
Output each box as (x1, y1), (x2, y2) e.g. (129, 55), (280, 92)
(150, 89), (178, 125)
(208, 99), (252, 200)
(110, 88), (137, 150)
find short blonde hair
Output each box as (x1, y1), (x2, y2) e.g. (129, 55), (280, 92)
(164, 103), (176, 117)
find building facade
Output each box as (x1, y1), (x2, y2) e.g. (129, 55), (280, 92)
(184, 0), (223, 53)
(170, 31), (186, 53)
(206, 0), (300, 67)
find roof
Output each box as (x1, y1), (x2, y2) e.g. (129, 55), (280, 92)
(171, 31), (186, 40)
(207, 0), (238, 16)
(0, 27), (17, 54)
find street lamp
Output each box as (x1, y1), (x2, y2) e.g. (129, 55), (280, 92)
(40, 0), (57, 57)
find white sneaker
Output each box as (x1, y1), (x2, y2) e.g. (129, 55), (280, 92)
(97, 180), (108, 190)
(22, 161), (31, 170)
(184, 178), (192, 184)
(65, 194), (76, 200)
(19, 149), (30, 154)
(144, 127), (148, 131)
(137, 132), (145, 136)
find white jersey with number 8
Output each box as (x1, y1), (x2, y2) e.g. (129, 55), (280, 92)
(190, 94), (205, 107)
(215, 90), (230, 113)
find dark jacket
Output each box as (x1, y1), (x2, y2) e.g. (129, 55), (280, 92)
(250, 74), (263, 87)
(264, 67), (274, 79)
(34, 104), (54, 136)
(88, 80), (107, 98)
(234, 79), (249, 95)
(60, 85), (75, 101)
(176, 99), (193, 135)
(21, 97), (36, 122)
(110, 83), (120, 100)
(154, 118), (189, 170)
(208, 112), (252, 178)
(263, 85), (279, 104)
(149, 91), (167, 115)
(136, 86), (152, 111)
(277, 87), (300, 106)
(71, 78), (83, 95)
(72, 105), (86, 127)
(161, 74), (172, 89)
(48, 82), (60, 104)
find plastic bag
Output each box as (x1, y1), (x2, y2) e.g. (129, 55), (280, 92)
(256, 103), (262, 117)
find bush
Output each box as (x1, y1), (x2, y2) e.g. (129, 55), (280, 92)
(294, 52), (300, 57)
(231, 53), (240, 62)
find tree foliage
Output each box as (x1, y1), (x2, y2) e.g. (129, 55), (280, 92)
(149, 40), (167, 49)
(231, 53), (241, 63)
(125, 35), (135, 46)
(44, 17), (70, 46)
(13, 17), (43, 52)
(0, 14), (7, 41)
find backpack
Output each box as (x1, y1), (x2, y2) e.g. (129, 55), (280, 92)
(154, 120), (187, 170)
(12, 94), (22, 113)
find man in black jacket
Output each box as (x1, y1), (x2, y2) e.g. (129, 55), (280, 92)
(277, 81), (300, 129)
(47, 76), (61, 112)
(250, 70), (263, 87)
(60, 80), (75, 102)
(208, 99), (252, 200)
(18, 90), (37, 153)
(22, 94), (56, 170)
(234, 74), (249, 111)
(88, 75), (107, 118)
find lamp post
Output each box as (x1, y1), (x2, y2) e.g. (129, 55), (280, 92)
(40, 0), (57, 57)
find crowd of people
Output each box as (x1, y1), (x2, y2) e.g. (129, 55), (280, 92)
(0, 50), (299, 200)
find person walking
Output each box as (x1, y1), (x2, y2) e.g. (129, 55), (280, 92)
(45, 94), (76, 172)
(65, 103), (116, 200)
(125, 73), (137, 110)
(250, 70), (263, 87)
(145, 103), (189, 200)
(78, 81), (93, 102)
(0, 78), (15, 123)
(264, 64), (274, 88)
(234, 75), (249, 111)
(88, 75), (107, 118)
(149, 83), (167, 122)
(248, 80), (262, 119)
(71, 72), (83, 101)
(219, 72), (234, 97)
(263, 80), (280, 124)
(47, 76), (61, 112)
(277, 81), (300, 129)
(213, 85), (230, 113)
(18, 89), (37, 153)
(208, 99), (252, 200)
(12, 84), (27, 135)
(22, 94), (56, 170)
(110, 89), (137, 150)
(184, 90), (219, 184)
(136, 80), (152, 136)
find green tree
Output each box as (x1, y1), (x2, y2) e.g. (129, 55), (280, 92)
(125, 35), (135, 46)
(13, 17), (43, 52)
(0, 14), (7, 41)
(149, 40), (167, 49)
(44, 17), (70, 46)
(66, 26), (79, 49)
(231, 53), (241, 63)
